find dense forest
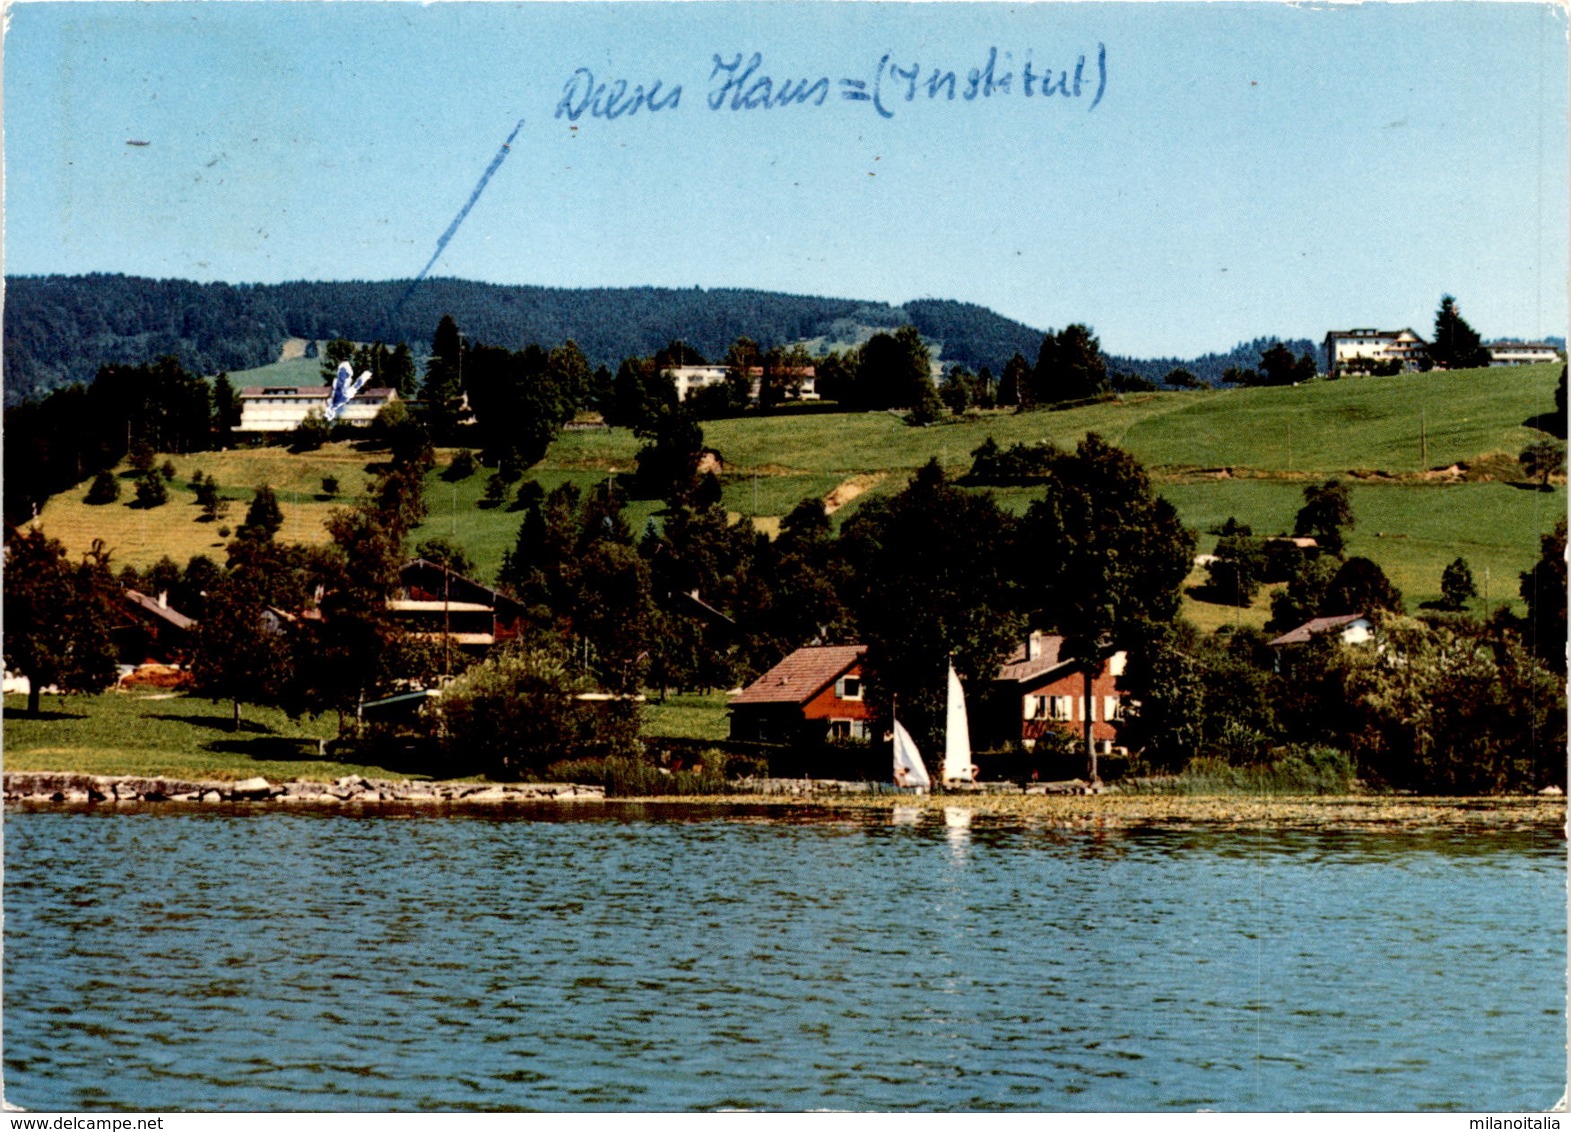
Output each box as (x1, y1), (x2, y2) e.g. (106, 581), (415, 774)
(5, 273), (1314, 405)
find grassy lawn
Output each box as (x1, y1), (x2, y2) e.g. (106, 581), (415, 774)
(641, 690), (734, 741)
(226, 356), (331, 388)
(1160, 479), (1563, 613)
(2, 688), (737, 779)
(1, 691), (385, 781)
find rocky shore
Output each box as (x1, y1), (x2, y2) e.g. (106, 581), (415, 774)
(3, 772), (605, 806)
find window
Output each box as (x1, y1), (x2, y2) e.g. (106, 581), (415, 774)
(1103, 696), (1122, 721)
(829, 718), (871, 741)
(1025, 695), (1046, 720)
(1049, 696), (1074, 721)
(836, 675), (862, 701)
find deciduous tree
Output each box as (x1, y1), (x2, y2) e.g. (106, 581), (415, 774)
(2, 530), (120, 715)
(1519, 437), (1565, 489)
(1016, 433), (1195, 780)
(435, 642), (642, 778)
(840, 459), (1025, 767)
(1294, 479), (1354, 555)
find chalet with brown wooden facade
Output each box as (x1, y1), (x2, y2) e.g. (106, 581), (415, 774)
(729, 645), (871, 743)
(115, 589), (197, 666)
(390, 559), (527, 653)
(977, 632), (1128, 755)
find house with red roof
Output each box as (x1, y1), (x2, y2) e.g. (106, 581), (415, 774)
(731, 633), (1133, 757)
(1267, 613), (1372, 648)
(728, 644), (870, 743)
(1266, 613), (1373, 674)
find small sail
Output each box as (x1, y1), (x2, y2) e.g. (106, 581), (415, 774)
(892, 719), (931, 791)
(942, 662), (976, 784)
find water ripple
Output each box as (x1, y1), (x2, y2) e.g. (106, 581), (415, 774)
(4, 805), (1562, 1112)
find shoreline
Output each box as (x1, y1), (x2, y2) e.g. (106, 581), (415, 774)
(4, 772), (1564, 829)
(2, 771), (605, 806)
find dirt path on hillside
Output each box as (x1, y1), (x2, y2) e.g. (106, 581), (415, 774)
(824, 473), (887, 515)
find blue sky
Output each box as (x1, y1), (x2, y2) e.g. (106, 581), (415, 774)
(5, 1), (1566, 358)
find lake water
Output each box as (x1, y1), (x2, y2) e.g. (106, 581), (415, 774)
(3, 803), (1564, 1112)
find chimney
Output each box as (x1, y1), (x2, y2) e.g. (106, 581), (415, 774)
(1025, 632), (1038, 661)
(157, 591), (169, 609)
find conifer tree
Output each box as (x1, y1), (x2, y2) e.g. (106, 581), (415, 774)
(1430, 295), (1491, 370)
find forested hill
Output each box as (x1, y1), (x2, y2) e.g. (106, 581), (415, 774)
(4, 272), (1307, 405)
(1112, 337), (1324, 385)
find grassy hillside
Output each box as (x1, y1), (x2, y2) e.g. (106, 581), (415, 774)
(225, 356), (325, 387)
(27, 363), (1564, 619)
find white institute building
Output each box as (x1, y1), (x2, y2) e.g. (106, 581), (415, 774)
(662, 364), (820, 403)
(238, 385), (399, 431)
(1487, 342), (1562, 366)
(1322, 329), (1430, 374)
(1325, 329), (1562, 374)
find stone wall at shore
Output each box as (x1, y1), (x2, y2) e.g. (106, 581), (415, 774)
(734, 777), (1087, 796)
(3, 772), (605, 805)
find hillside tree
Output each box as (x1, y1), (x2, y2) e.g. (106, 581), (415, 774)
(1294, 479), (1354, 555)
(1519, 437), (1565, 489)
(1430, 295), (1492, 370)
(1520, 518), (1567, 672)
(1032, 325), (1107, 405)
(1440, 557), (1477, 611)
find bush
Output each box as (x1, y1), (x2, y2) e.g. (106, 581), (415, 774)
(545, 748), (760, 795)
(321, 476), (340, 498)
(443, 450), (478, 481)
(291, 410), (332, 452)
(133, 471), (168, 509)
(84, 471), (120, 505)
(1123, 746), (1357, 795)
(433, 643), (642, 778)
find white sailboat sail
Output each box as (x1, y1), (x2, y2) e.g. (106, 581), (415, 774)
(892, 719), (931, 791)
(942, 662), (976, 784)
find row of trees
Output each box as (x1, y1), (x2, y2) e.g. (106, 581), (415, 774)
(1122, 607), (1563, 793)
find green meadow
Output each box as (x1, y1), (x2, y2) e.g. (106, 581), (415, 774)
(26, 362), (1564, 619)
(2, 686), (734, 781)
(3, 691), (358, 781)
